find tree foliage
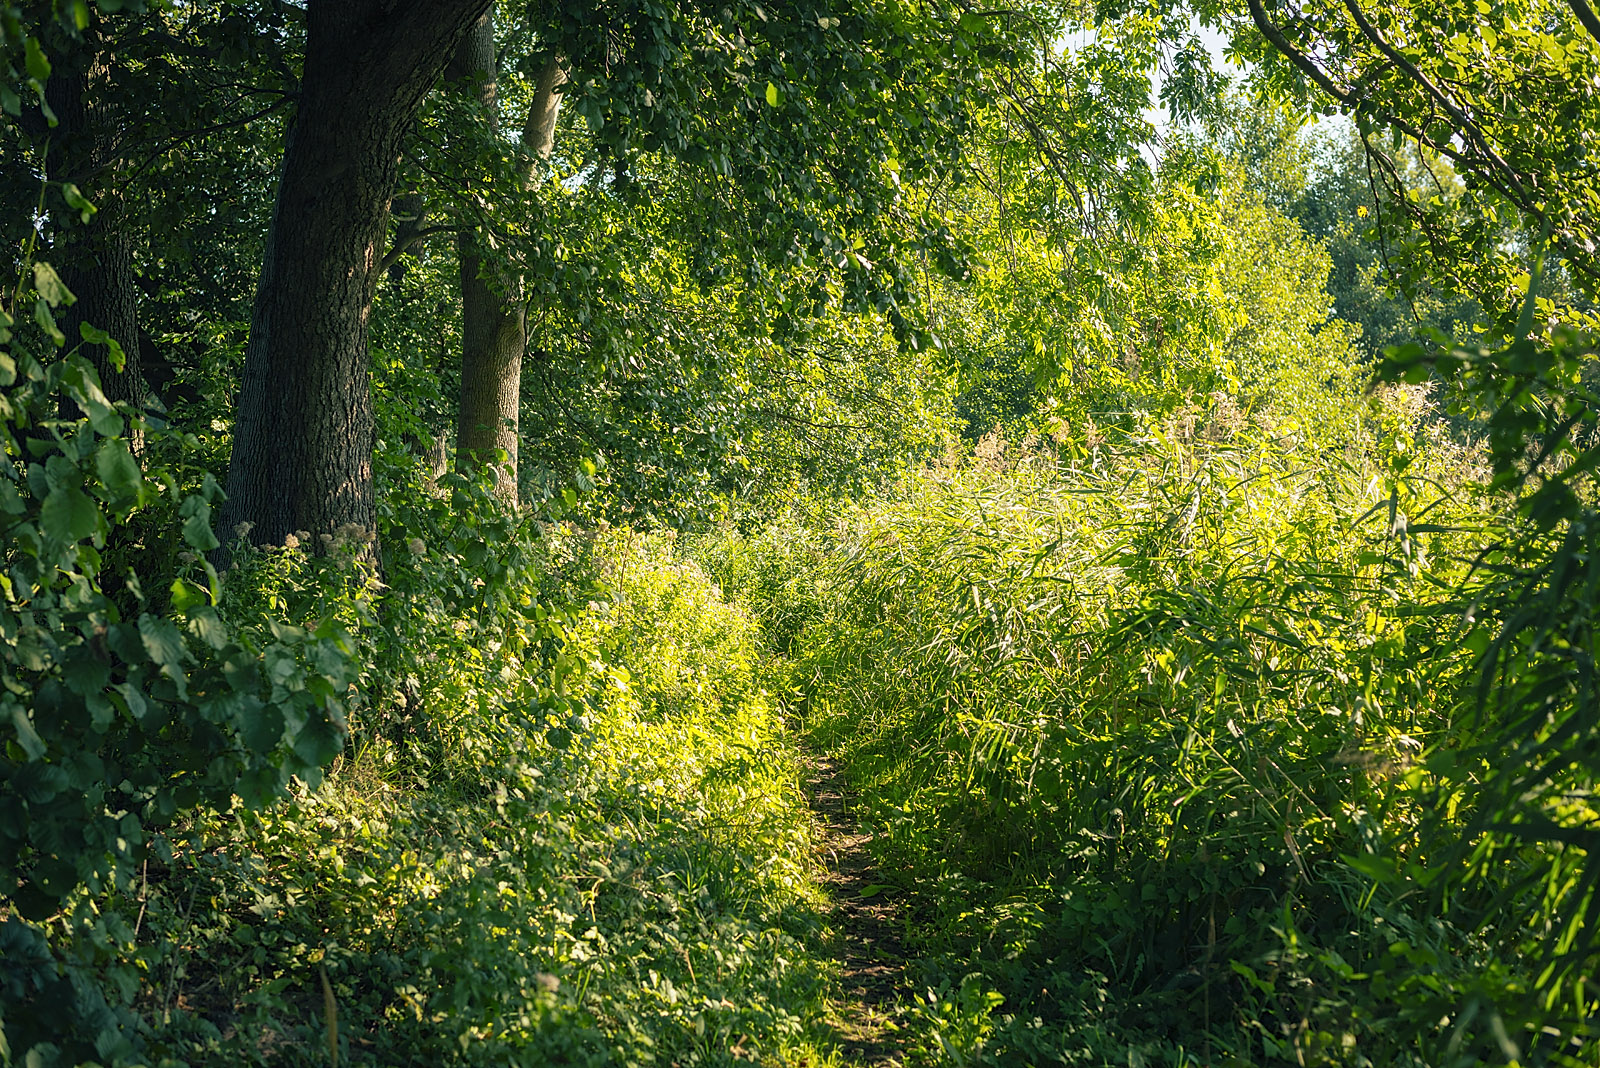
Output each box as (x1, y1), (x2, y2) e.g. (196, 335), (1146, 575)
(9, 0), (1600, 1061)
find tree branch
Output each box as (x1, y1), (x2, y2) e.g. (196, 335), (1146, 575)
(1340, 0), (1529, 202)
(378, 224), (458, 275)
(1243, 0), (1352, 104)
(123, 96), (295, 180)
(1570, 0), (1600, 46)
(1246, 0), (1585, 275)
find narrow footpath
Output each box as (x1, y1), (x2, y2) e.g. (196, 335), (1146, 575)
(806, 754), (911, 1066)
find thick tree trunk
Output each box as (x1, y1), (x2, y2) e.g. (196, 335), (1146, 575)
(46, 56), (145, 406)
(224, 0), (491, 548)
(449, 10), (525, 496)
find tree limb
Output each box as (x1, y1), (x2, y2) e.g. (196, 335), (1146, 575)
(1339, 0), (1529, 203)
(378, 224), (458, 275)
(124, 96), (295, 180)
(1243, 0), (1352, 104)
(1570, 0), (1600, 46)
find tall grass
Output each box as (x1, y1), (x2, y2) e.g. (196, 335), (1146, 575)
(700, 390), (1596, 1064)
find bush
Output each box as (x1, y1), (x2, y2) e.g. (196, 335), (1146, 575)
(1, 268), (359, 1063)
(102, 529), (834, 1066)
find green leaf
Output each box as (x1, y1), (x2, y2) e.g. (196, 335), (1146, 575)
(60, 364), (122, 437)
(139, 615), (186, 667)
(96, 438), (142, 502)
(112, 682), (148, 724)
(1342, 853), (1401, 884)
(34, 299), (65, 347)
(179, 495), (220, 552)
(61, 183), (96, 224)
(139, 614), (188, 699)
(41, 485), (100, 543)
(268, 619), (306, 644)
(169, 578), (206, 613)
(1230, 959), (1274, 995)
(63, 646), (111, 698)
(241, 701), (283, 752)
(24, 37), (51, 85)
(292, 715), (344, 768)
(765, 81), (780, 107)
(33, 856), (75, 897)
(32, 262), (74, 307)
(9, 703), (47, 760)
(79, 320), (125, 372)
(187, 607), (228, 649)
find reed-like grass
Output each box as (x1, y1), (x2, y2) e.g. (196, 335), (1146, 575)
(700, 393), (1596, 1064)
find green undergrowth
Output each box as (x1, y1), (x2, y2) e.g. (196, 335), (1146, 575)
(28, 529), (837, 1067)
(696, 393), (1600, 1066)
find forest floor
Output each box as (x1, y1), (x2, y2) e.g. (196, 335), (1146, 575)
(806, 753), (912, 1066)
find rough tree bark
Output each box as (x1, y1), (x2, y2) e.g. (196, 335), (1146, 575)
(224, 0), (491, 548)
(45, 54), (146, 406)
(448, 13), (567, 499)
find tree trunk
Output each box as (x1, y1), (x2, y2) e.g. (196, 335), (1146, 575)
(224, 0), (491, 548)
(451, 38), (568, 498)
(525, 51), (569, 163)
(449, 9), (525, 496)
(46, 55), (146, 406)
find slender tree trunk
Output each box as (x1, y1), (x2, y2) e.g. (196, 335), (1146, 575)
(224, 0), (490, 548)
(46, 55), (145, 406)
(450, 36), (567, 498)
(525, 51), (569, 163)
(449, 10), (525, 496)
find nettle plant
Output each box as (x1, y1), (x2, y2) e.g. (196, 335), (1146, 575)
(0, 262), (357, 1058)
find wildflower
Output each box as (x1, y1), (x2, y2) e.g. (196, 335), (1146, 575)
(233, 521), (255, 539)
(333, 522), (373, 546)
(535, 973), (560, 993)
(283, 533), (300, 549)
(407, 537), (426, 555)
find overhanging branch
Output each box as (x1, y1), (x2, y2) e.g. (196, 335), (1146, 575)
(1243, 0), (1352, 103)
(1570, 0), (1600, 45)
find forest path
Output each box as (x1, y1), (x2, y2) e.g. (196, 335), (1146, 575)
(805, 753), (911, 1066)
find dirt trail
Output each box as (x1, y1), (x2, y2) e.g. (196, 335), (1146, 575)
(806, 754), (910, 1067)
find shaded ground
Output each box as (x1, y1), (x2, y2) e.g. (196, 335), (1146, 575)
(806, 754), (910, 1067)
